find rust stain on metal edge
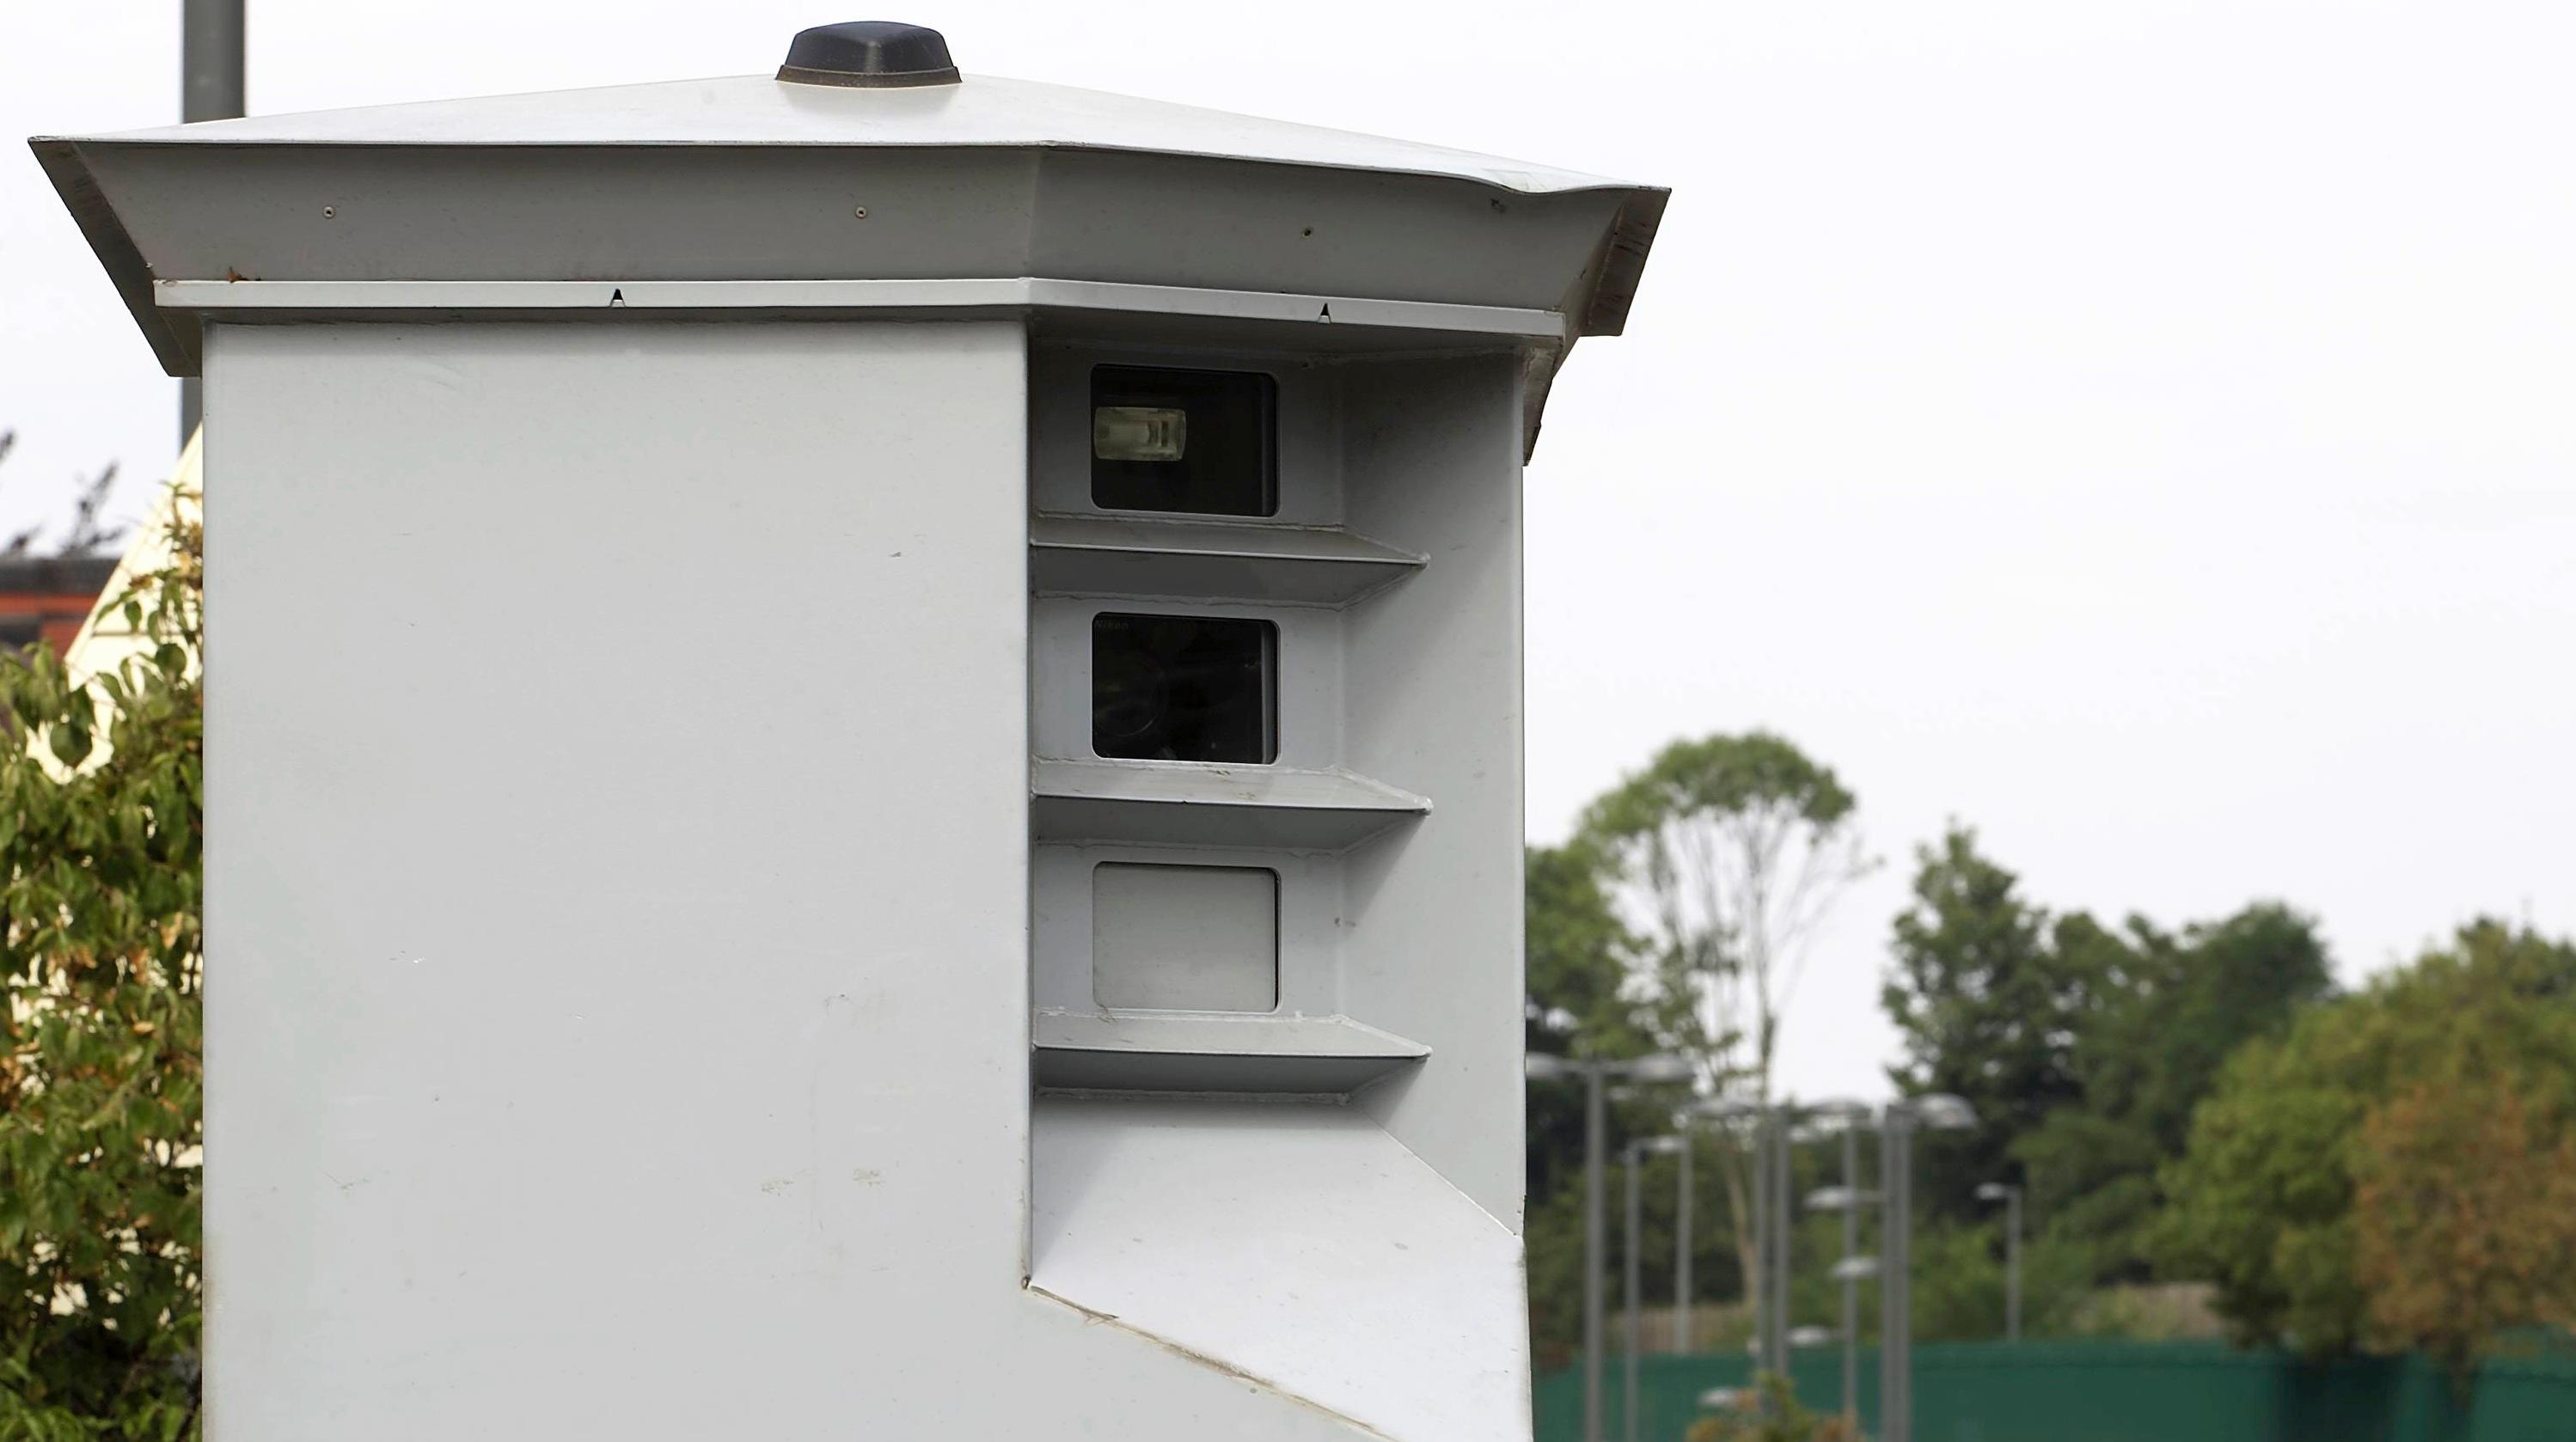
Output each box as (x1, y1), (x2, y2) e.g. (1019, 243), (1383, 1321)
(1025, 1283), (1398, 1440)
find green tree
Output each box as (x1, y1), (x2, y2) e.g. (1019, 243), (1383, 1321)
(2353, 1072), (2576, 1380)
(1525, 840), (1650, 1201)
(1576, 733), (1870, 1305)
(0, 503), (202, 1439)
(1880, 827), (2093, 1223)
(1525, 840), (1713, 1360)
(2016, 903), (2332, 1274)
(2155, 920), (2576, 1362)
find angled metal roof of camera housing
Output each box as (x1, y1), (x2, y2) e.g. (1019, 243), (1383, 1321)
(31, 56), (1664, 451)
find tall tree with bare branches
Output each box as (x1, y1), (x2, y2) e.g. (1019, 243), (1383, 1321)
(1576, 732), (1872, 1315)
(0, 429), (127, 559)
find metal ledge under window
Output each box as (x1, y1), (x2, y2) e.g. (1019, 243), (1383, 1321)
(1031, 759), (1428, 852)
(1031, 515), (1424, 608)
(1032, 1010), (1429, 1095)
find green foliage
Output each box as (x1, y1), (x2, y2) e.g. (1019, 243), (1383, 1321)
(1882, 824), (2334, 1265)
(1524, 842), (1650, 1235)
(1526, 840), (1712, 1357)
(2016, 903), (2332, 1274)
(1779, 1210), (2096, 1346)
(0, 516), (202, 1439)
(1906, 1224), (2096, 1342)
(1526, 841), (1649, 1061)
(2155, 921), (2576, 1363)
(1575, 730), (1866, 1087)
(2353, 1073), (2576, 1381)
(1881, 827), (2085, 1224)
(1576, 734), (1870, 1318)
(1521, 1121), (1747, 1361)
(1684, 1371), (1857, 1442)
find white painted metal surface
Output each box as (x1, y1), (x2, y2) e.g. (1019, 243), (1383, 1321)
(42, 38), (1668, 1437)
(1031, 1097), (1533, 1441)
(1032, 758), (1429, 851)
(153, 277), (1572, 344)
(201, 321), (1364, 1439)
(1092, 862), (1280, 1011)
(1029, 513), (1425, 608)
(1338, 353), (1533, 1225)
(35, 74), (1661, 458)
(76, 73), (1633, 194)
(1030, 1011), (1428, 1094)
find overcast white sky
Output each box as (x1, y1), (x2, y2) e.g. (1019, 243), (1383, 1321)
(5, 1), (2570, 1101)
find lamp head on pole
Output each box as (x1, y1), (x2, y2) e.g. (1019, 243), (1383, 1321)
(1624, 1054), (1697, 1085)
(1522, 1053), (1575, 1082)
(1908, 1093), (1979, 1130)
(1684, 1094), (1763, 1124)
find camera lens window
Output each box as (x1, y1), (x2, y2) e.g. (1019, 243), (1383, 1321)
(1092, 613), (1278, 764)
(1090, 366), (1277, 516)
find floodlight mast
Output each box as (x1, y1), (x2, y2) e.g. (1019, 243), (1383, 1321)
(1880, 1094), (1979, 1442)
(1798, 1097), (1873, 1427)
(1527, 1054), (1694, 1442)
(1621, 1133), (1686, 1442)
(1977, 1182), (2023, 1341)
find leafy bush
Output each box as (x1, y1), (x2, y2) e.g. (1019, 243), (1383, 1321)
(1685, 1372), (1858, 1442)
(0, 507), (201, 1439)
(2155, 921), (2576, 1369)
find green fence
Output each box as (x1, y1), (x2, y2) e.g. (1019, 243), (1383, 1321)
(1533, 1341), (2576, 1442)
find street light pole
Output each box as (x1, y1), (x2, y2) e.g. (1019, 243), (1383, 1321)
(179, 0), (247, 445)
(1840, 1121), (1859, 1423)
(1585, 1066), (1608, 1442)
(1880, 1095), (1978, 1442)
(1878, 1109), (1909, 1442)
(2007, 1187), (2022, 1343)
(1749, 1110), (1769, 1372)
(1622, 1135), (1686, 1442)
(1624, 1141), (1642, 1442)
(1528, 1053), (1695, 1442)
(1765, 1111), (1790, 1378)
(1775, 1098), (1872, 1428)
(1683, 1095), (1802, 1391)
(1977, 1182), (2023, 1342)
(1674, 1139), (1692, 1353)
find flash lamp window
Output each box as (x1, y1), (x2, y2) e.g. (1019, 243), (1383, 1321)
(1090, 365), (1277, 516)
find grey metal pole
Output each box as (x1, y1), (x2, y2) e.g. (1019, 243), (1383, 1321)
(1766, 1115), (1790, 1377)
(1674, 1139), (1692, 1353)
(1583, 1068), (1607, 1442)
(1748, 1116), (1767, 1374)
(1889, 1112), (1915, 1442)
(1900, 1118), (1913, 1442)
(1878, 1113), (1908, 1442)
(1624, 1146), (1643, 1442)
(179, 0), (246, 444)
(2005, 1187), (2022, 1343)
(1840, 1122), (1858, 1426)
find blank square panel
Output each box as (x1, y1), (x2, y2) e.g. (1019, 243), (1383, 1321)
(1092, 863), (1278, 1012)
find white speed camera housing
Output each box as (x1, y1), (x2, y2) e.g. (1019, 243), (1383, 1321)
(35, 21), (1664, 1440)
